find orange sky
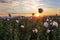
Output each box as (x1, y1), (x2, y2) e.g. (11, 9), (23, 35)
(0, 11), (60, 17)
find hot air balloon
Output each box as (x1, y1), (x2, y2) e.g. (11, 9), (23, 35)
(38, 8), (43, 13)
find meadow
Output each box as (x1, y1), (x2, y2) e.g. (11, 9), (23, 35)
(0, 15), (60, 40)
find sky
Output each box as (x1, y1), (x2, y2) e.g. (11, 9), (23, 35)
(0, 0), (60, 16)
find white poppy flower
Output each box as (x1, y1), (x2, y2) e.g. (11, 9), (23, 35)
(50, 22), (52, 25)
(52, 21), (58, 27)
(32, 30), (35, 32)
(7, 18), (9, 21)
(16, 20), (19, 23)
(50, 20), (52, 22)
(44, 22), (49, 28)
(34, 28), (38, 33)
(21, 25), (24, 28)
(47, 29), (51, 33)
(46, 18), (49, 21)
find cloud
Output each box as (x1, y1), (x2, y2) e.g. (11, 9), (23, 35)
(0, 0), (12, 3)
(9, 1), (20, 6)
(19, 0), (42, 13)
(40, 0), (60, 8)
(0, 0), (60, 13)
(0, 0), (43, 13)
(0, 0), (19, 3)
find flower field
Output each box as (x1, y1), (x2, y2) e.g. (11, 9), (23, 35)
(0, 16), (60, 40)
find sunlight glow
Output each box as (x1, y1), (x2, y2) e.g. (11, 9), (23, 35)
(35, 13), (40, 17)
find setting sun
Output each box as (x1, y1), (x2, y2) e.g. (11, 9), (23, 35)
(35, 13), (40, 17)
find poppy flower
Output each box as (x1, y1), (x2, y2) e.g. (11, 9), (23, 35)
(52, 21), (58, 27)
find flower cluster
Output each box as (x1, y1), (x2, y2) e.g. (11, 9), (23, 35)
(44, 19), (58, 28)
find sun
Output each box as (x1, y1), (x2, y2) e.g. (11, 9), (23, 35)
(35, 13), (40, 17)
